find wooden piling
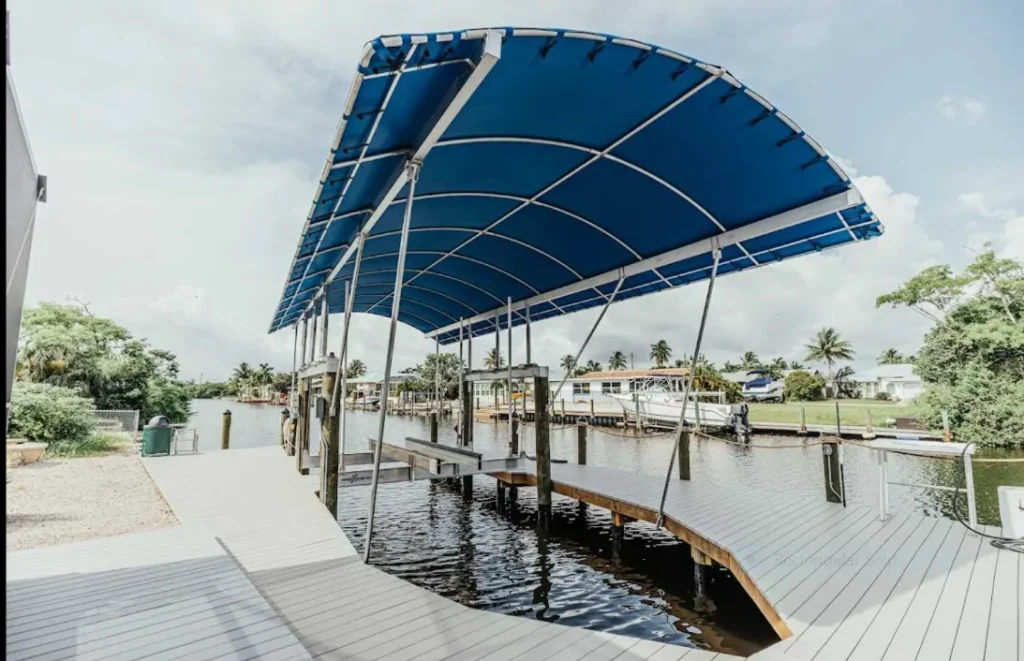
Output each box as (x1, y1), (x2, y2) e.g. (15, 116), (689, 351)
(279, 409), (288, 447)
(221, 410), (232, 450)
(799, 406), (807, 435)
(589, 399), (595, 418)
(429, 412), (438, 443)
(321, 370), (339, 518)
(822, 441), (842, 503)
(460, 380), (474, 448)
(510, 416), (519, 456)
(863, 409), (876, 440)
(577, 420), (587, 465)
(611, 511), (628, 558)
(677, 428), (690, 480)
(496, 481), (505, 511)
(535, 375), (552, 528)
(942, 410), (951, 442)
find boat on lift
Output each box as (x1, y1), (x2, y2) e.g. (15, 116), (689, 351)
(741, 368), (785, 403)
(607, 375), (735, 429)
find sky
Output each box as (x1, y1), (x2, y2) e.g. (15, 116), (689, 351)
(10, 0), (1024, 381)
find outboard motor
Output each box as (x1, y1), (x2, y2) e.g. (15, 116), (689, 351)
(730, 403), (751, 442)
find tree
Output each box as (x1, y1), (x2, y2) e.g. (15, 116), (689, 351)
(804, 327), (855, 393)
(722, 361), (742, 372)
(346, 359), (367, 379)
(833, 365), (858, 399)
(676, 354), (714, 370)
(608, 351), (628, 371)
(740, 351), (761, 369)
(484, 348), (505, 370)
(232, 362), (254, 386)
(783, 370), (826, 401)
(876, 248), (1024, 446)
(877, 348), (905, 365)
(581, 359), (602, 375)
(256, 363), (274, 385)
(788, 361), (808, 370)
(875, 264), (968, 323)
(15, 302), (190, 424)
(418, 352), (463, 399)
(650, 340), (672, 368)
(560, 354), (577, 375)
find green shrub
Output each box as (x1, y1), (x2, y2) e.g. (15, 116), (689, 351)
(783, 370), (826, 401)
(8, 382), (96, 446)
(874, 392), (892, 401)
(49, 433), (128, 457)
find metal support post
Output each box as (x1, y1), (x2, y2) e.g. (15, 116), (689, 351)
(310, 303), (319, 362)
(963, 452), (978, 527)
(507, 297), (513, 456)
(290, 323), (299, 410)
(525, 306), (531, 364)
(299, 316), (309, 370)
(457, 319), (464, 442)
(319, 296), (329, 357)
(549, 278), (625, 415)
(434, 337), (440, 414)
(364, 161), (420, 563)
(657, 245), (721, 527)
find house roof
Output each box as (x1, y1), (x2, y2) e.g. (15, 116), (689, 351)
(851, 363), (919, 382)
(269, 28), (882, 341)
(570, 368), (690, 380)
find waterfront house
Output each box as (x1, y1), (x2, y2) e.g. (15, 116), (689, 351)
(850, 363), (923, 401)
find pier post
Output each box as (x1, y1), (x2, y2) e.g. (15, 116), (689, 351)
(692, 547), (712, 606)
(822, 441), (843, 503)
(561, 399), (565, 417)
(221, 410), (232, 450)
(496, 481), (505, 511)
(611, 511), (629, 559)
(279, 409), (288, 447)
(863, 409), (875, 440)
(677, 428), (690, 480)
(634, 392), (641, 430)
(577, 420), (587, 465)
(429, 412), (438, 443)
(535, 374), (552, 528)
(460, 380), (474, 449)
(799, 407), (807, 435)
(941, 410), (951, 442)
(510, 416), (519, 456)
(589, 399), (594, 418)
(320, 370), (339, 517)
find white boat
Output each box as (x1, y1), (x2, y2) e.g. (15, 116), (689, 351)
(607, 376), (735, 429)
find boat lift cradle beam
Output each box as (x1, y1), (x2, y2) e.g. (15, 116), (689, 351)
(362, 30), (504, 564)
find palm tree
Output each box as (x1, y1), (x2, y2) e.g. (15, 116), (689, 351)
(834, 365), (857, 399)
(877, 348), (905, 365)
(346, 359), (367, 379)
(232, 362), (253, 384)
(740, 351), (761, 369)
(804, 327), (855, 396)
(560, 354), (577, 375)
(608, 351), (628, 371)
(484, 348), (505, 370)
(722, 360), (742, 372)
(789, 361), (808, 370)
(257, 363), (274, 384)
(581, 359), (602, 374)
(650, 340), (672, 368)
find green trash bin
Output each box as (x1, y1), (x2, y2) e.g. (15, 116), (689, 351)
(142, 416), (173, 456)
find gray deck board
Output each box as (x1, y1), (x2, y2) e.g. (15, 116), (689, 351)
(950, 526), (1002, 661)
(916, 527), (985, 660)
(984, 535), (1019, 661)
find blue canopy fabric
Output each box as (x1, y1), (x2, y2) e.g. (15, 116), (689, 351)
(270, 28), (882, 344)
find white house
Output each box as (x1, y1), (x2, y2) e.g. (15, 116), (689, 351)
(850, 364), (923, 401)
(549, 368), (692, 406)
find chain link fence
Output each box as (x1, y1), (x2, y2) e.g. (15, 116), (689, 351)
(92, 409), (140, 441)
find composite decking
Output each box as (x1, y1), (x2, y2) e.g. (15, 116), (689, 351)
(7, 443), (1017, 661)
(142, 447), (739, 661)
(489, 459), (1020, 661)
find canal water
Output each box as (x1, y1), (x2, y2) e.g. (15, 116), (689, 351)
(188, 399), (1023, 657)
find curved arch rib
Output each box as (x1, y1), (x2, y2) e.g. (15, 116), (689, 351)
(351, 291), (459, 323)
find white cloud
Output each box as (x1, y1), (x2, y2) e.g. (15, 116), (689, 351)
(9, 1), (945, 381)
(936, 95), (987, 125)
(959, 192), (1024, 261)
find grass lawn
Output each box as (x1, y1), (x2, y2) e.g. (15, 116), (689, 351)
(747, 399), (917, 428)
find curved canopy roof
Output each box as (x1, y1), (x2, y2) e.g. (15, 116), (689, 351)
(270, 28), (882, 343)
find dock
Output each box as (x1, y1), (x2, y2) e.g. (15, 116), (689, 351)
(6, 447), (744, 661)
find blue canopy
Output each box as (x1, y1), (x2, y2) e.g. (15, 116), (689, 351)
(270, 28), (882, 344)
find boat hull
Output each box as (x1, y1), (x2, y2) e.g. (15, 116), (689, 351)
(609, 393), (732, 428)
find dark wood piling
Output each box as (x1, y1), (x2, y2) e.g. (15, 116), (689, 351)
(535, 375), (552, 529)
(677, 428), (690, 480)
(822, 441), (843, 503)
(279, 409), (288, 447)
(221, 410), (232, 450)
(429, 412), (438, 443)
(577, 420), (587, 465)
(320, 371), (339, 518)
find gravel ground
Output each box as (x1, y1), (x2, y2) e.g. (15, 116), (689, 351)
(6, 449), (178, 551)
